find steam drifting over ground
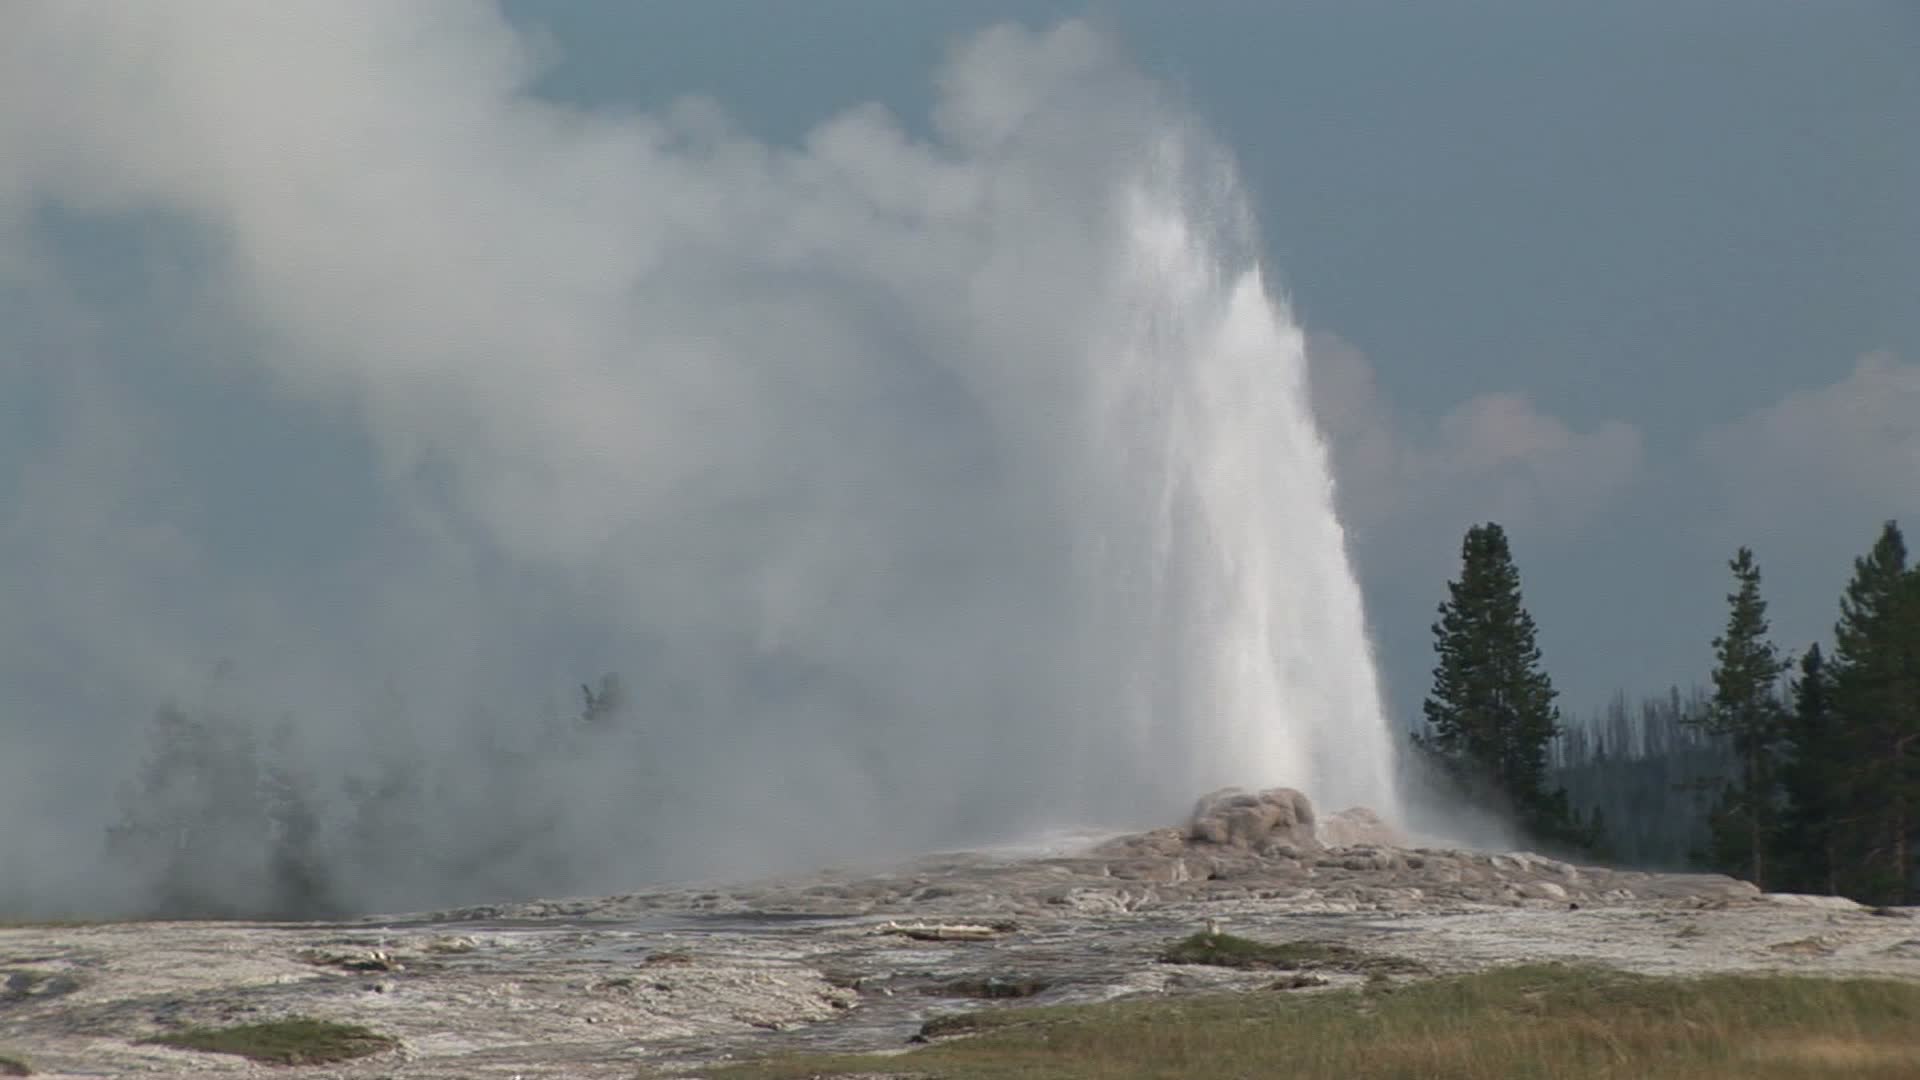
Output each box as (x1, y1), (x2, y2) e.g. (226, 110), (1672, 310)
(0, 5), (1394, 916)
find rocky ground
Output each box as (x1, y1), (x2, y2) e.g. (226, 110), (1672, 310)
(5, 789), (1918, 1078)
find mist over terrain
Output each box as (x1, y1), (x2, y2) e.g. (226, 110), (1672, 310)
(0, 7), (1398, 916)
(7, 3), (1915, 922)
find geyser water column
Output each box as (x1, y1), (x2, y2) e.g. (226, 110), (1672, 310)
(1055, 131), (1402, 825)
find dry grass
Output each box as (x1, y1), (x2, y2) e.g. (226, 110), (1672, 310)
(0, 1051), (31, 1077)
(702, 964), (1920, 1080)
(144, 1018), (397, 1065)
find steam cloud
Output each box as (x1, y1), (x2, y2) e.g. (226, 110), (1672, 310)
(0, 5), (1393, 915)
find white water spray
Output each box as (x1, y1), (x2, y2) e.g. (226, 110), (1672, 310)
(1054, 134), (1400, 824)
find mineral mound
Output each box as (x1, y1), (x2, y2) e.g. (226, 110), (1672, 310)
(1186, 786), (1320, 854)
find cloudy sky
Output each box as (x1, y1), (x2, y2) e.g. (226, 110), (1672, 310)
(1, 2), (1915, 907)
(771, 0), (1920, 714)
(357, 1), (1917, 710)
(411, 0), (1916, 714)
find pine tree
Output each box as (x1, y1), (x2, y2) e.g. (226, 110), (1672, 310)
(1778, 645), (1842, 895)
(1829, 521), (1920, 903)
(1688, 548), (1788, 889)
(1418, 523), (1580, 846)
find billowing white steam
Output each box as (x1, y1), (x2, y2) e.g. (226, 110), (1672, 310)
(0, 7), (1396, 911)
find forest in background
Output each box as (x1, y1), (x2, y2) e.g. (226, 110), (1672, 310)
(1432, 521), (1919, 906)
(84, 675), (642, 919)
(1547, 687), (1729, 871)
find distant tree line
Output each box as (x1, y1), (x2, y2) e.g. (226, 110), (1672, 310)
(104, 674), (637, 918)
(1550, 687), (1731, 869)
(1417, 519), (1920, 905)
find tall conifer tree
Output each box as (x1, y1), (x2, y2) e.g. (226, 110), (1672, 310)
(1779, 645), (1841, 895)
(1419, 523), (1579, 844)
(1830, 521), (1920, 903)
(1689, 547), (1787, 888)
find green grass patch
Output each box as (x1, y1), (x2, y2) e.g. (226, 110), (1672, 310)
(1158, 931), (1425, 974)
(702, 964), (1920, 1080)
(0, 1051), (31, 1077)
(144, 1018), (396, 1065)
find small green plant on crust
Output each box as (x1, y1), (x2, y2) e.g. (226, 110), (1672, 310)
(144, 1018), (396, 1065)
(1159, 930), (1284, 968)
(0, 1050), (32, 1076)
(2, 970), (82, 1003)
(940, 975), (1051, 999)
(1158, 932), (1425, 974)
(917, 1012), (989, 1039)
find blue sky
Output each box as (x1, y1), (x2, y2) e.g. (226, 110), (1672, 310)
(2, 3), (1916, 904)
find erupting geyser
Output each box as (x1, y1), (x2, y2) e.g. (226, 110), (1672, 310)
(1049, 133), (1400, 826)
(0, 13), (1401, 913)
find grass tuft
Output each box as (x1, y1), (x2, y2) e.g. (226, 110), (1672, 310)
(1158, 931), (1425, 974)
(704, 963), (1920, 1080)
(0, 1051), (30, 1077)
(144, 1018), (396, 1065)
